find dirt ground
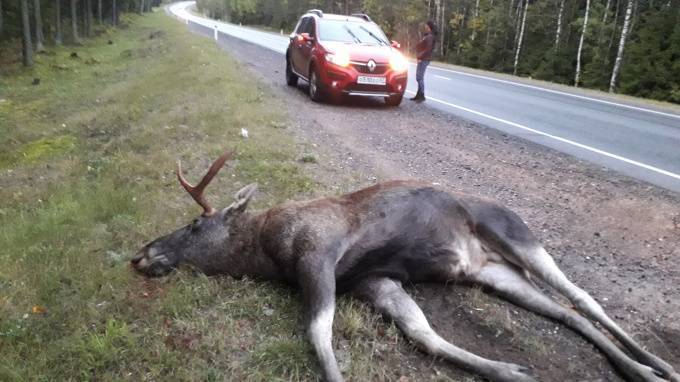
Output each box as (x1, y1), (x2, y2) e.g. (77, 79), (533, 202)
(188, 23), (680, 381)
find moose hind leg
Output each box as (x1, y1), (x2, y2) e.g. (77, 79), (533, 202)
(472, 261), (666, 382)
(353, 277), (537, 382)
(520, 246), (678, 381)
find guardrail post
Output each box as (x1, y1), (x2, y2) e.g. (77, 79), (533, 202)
(214, 25), (218, 41)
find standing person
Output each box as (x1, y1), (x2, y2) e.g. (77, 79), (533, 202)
(411, 21), (436, 102)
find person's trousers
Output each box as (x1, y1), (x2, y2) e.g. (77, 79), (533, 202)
(416, 60), (430, 95)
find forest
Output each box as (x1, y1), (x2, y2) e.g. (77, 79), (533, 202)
(193, 0), (680, 103)
(1, 0), (678, 103)
(0, 0), (160, 67)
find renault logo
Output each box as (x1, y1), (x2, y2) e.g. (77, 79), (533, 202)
(367, 59), (376, 72)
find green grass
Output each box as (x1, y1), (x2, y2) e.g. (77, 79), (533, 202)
(0, 10), (429, 382)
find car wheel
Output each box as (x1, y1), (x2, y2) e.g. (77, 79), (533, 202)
(385, 94), (403, 107)
(308, 68), (324, 102)
(286, 57), (298, 87)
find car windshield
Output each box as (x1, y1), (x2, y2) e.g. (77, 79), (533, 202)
(318, 20), (389, 45)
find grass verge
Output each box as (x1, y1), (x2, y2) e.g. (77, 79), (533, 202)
(0, 9), (428, 382)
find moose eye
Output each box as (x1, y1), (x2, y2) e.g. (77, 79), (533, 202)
(190, 219), (201, 232)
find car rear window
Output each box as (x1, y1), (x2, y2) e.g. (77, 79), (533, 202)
(318, 20), (389, 45)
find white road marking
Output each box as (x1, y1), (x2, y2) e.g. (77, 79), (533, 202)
(434, 75), (451, 81)
(405, 90), (680, 181)
(421, 65), (680, 120)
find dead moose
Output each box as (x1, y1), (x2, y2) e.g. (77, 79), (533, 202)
(132, 151), (678, 382)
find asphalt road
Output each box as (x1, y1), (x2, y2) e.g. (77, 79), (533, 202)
(169, 1), (680, 193)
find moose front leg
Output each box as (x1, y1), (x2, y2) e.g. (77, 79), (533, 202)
(297, 255), (343, 382)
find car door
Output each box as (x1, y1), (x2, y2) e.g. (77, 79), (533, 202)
(298, 18), (316, 76)
(291, 17), (310, 77)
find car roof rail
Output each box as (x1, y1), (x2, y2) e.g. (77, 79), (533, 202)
(307, 9), (323, 17)
(351, 13), (371, 22)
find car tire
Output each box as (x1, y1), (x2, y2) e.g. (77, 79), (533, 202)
(385, 94), (403, 107)
(286, 57), (298, 87)
(308, 67), (324, 102)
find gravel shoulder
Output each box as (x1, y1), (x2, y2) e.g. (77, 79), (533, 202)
(190, 22), (680, 381)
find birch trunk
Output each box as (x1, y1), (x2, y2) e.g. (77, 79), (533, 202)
(34, 0), (45, 51)
(513, 0), (528, 75)
(555, 0), (564, 50)
(21, 0), (34, 66)
(71, 0), (79, 43)
(471, 0), (480, 41)
(575, 0), (591, 87)
(55, 0), (62, 44)
(603, 0), (611, 23)
(609, 0), (633, 92)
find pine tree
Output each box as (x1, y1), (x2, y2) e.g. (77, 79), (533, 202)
(21, 0), (34, 66)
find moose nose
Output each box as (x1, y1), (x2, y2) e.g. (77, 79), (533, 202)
(131, 250), (146, 266)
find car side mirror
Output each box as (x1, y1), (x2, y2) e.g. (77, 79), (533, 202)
(391, 40), (401, 49)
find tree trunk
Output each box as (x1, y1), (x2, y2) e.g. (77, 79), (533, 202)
(609, 0), (633, 92)
(603, 0), (611, 23)
(71, 0), (79, 43)
(555, 0), (565, 50)
(138, 0), (143, 14)
(440, 0), (445, 57)
(471, 0), (480, 41)
(34, 0), (45, 51)
(112, 0), (117, 25)
(513, 0), (528, 75)
(85, 0), (92, 36)
(55, 0), (62, 44)
(575, 0), (591, 86)
(0, 0), (4, 37)
(97, 0), (102, 24)
(21, 0), (34, 66)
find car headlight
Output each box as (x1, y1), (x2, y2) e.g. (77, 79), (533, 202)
(389, 51), (408, 72)
(325, 50), (350, 67)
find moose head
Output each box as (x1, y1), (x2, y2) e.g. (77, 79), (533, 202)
(131, 151), (257, 276)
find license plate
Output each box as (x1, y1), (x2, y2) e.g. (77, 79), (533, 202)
(357, 76), (386, 85)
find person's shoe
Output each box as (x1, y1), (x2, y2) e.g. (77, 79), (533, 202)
(414, 94), (426, 102)
(410, 92), (423, 101)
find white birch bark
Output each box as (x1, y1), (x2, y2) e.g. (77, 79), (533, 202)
(513, 0), (528, 75)
(555, 0), (564, 50)
(440, 0), (445, 56)
(574, 0), (591, 86)
(603, 0), (611, 23)
(609, 0), (633, 92)
(471, 0), (480, 41)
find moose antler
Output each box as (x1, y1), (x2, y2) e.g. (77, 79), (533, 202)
(176, 151), (232, 216)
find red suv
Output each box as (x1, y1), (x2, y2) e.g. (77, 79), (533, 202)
(285, 10), (408, 106)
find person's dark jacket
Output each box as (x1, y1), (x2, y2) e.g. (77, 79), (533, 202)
(417, 33), (435, 61)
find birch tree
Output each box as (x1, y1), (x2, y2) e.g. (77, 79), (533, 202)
(574, 0), (591, 86)
(55, 0), (62, 44)
(34, 0), (45, 51)
(609, 0), (633, 92)
(513, 0), (528, 75)
(554, 0), (564, 50)
(21, 0), (34, 66)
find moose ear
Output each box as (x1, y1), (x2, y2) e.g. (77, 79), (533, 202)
(223, 183), (258, 217)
